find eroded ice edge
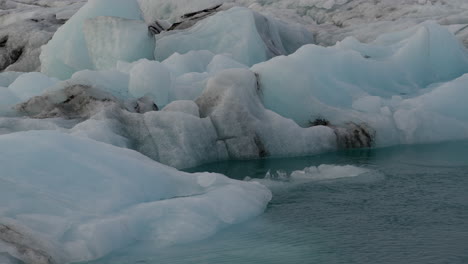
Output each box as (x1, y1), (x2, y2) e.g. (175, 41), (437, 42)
(1, 0), (468, 263)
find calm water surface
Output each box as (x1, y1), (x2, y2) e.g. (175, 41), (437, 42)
(85, 141), (468, 264)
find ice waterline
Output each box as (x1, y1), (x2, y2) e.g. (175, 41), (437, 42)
(1, 0), (468, 263)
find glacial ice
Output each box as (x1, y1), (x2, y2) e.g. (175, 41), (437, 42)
(40, 0), (314, 79)
(3, 18), (468, 167)
(3, 1), (468, 263)
(154, 7), (314, 66)
(0, 0), (86, 72)
(0, 130), (271, 263)
(251, 164), (383, 189)
(253, 21), (468, 126)
(4, 0), (468, 74)
(40, 0), (143, 79)
(83, 16), (154, 71)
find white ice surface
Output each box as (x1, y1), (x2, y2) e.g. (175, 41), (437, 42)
(3, 0), (468, 73)
(252, 21), (468, 146)
(83, 16), (154, 71)
(40, 0), (143, 79)
(154, 7), (313, 66)
(2, 2), (468, 263)
(251, 164), (384, 190)
(3, 20), (468, 167)
(0, 130), (271, 263)
(8, 72), (58, 100)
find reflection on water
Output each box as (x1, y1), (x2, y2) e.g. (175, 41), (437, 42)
(84, 141), (468, 264)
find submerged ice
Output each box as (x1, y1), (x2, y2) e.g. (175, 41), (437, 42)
(2, 0), (468, 263)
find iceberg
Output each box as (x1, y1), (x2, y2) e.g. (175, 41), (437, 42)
(251, 164), (384, 190)
(154, 7), (314, 66)
(0, 130), (271, 264)
(5, 20), (468, 168)
(83, 16), (155, 71)
(252, 21), (468, 126)
(40, 0), (143, 79)
(2, 1), (468, 262)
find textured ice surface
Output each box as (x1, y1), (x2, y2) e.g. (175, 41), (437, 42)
(3, 20), (468, 168)
(251, 164), (382, 189)
(83, 16), (154, 71)
(154, 7), (314, 66)
(0, 0), (86, 72)
(0, 130), (271, 263)
(253, 21), (468, 125)
(195, 68), (337, 160)
(252, 21), (468, 146)
(3, 0), (468, 73)
(2, 2), (468, 262)
(40, 0), (143, 79)
(8, 77), (337, 169)
(39, 1), (313, 78)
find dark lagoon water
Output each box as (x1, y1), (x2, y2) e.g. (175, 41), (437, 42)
(84, 141), (468, 264)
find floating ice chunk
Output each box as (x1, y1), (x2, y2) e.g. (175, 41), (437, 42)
(0, 130), (271, 263)
(128, 59), (172, 107)
(141, 110), (228, 168)
(253, 21), (468, 126)
(290, 164), (372, 181)
(83, 16), (155, 71)
(386, 21), (468, 87)
(40, 0), (143, 79)
(394, 73), (468, 143)
(196, 68), (337, 159)
(252, 164), (383, 189)
(9, 83), (225, 169)
(8, 72), (58, 101)
(154, 7), (265, 66)
(155, 7), (313, 66)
